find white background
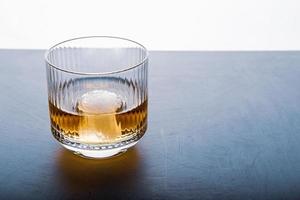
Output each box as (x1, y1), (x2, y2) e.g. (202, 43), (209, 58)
(0, 0), (299, 50)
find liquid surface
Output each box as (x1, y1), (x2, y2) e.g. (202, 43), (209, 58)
(49, 90), (147, 144)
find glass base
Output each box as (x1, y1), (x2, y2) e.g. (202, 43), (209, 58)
(51, 126), (141, 159)
(62, 142), (137, 159)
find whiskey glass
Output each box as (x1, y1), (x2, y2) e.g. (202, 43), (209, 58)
(45, 36), (148, 159)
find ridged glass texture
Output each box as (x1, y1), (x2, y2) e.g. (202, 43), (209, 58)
(45, 36), (148, 158)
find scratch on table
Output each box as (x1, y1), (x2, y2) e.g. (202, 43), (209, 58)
(250, 150), (262, 169)
(160, 128), (168, 191)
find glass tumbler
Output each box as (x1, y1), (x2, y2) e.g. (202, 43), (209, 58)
(45, 36), (148, 159)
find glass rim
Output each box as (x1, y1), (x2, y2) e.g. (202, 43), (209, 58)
(44, 36), (149, 75)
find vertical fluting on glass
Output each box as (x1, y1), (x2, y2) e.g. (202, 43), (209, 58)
(46, 47), (147, 112)
(45, 36), (148, 158)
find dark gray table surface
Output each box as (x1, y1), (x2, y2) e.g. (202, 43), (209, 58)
(1, 50), (300, 200)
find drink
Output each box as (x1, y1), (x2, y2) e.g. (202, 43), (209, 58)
(49, 97), (147, 145)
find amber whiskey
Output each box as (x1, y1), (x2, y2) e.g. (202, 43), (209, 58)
(49, 90), (147, 145)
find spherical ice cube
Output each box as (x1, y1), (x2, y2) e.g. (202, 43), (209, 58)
(77, 90), (124, 114)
